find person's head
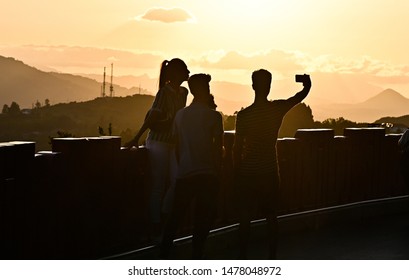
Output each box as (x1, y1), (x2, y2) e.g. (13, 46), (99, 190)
(252, 69), (272, 97)
(188, 74), (211, 100)
(208, 94), (217, 110)
(159, 58), (190, 89)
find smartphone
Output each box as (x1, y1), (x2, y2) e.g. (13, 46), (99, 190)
(295, 74), (304, 83)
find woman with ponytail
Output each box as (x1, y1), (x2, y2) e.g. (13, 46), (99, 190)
(126, 58), (190, 240)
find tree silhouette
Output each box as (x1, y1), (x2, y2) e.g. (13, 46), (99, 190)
(279, 103), (315, 137)
(98, 123), (113, 136)
(223, 114), (236, 131)
(98, 126), (106, 136)
(2, 104), (9, 114)
(108, 123), (112, 136)
(9, 102), (21, 115)
(34, 100), (42, 109)
(318, 117), (361, 135)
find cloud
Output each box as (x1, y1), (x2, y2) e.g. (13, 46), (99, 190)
(306, 55), (409, 78)
(0, 45), (164, 72)
(136, 7), (195, 23)
(192, 50), (304, 73)
(191, 49), (409, 82)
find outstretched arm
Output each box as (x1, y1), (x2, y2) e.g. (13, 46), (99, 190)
(287, 74), (312, 105)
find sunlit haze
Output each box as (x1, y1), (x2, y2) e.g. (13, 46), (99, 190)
(1, 0), (409, 120)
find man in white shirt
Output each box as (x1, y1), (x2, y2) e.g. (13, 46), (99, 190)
(160, 74), (223, 259)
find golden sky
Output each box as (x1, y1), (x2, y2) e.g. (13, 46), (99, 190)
(1, 0), (409, 119)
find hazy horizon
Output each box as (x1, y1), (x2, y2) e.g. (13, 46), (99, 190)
(1, 0), (409, 121)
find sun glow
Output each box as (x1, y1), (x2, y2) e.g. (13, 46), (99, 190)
(1, 0), (409, 121)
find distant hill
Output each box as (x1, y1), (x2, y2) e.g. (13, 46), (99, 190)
(0, 94), (155, 151)
(375, 115), (409, 128)
(320, 89), (409, 122)
(81, 74), (253, 115)
(0, 55), (151, 109)
(362, 89), (409, 110)
(4, 55), (408, 123)
(80, 73), (159, 92)
(0, 94), (317, 151)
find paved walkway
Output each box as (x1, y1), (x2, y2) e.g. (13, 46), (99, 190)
(109, 197), (409, 260)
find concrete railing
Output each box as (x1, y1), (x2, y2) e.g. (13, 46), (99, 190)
(0, 128), (407, 259)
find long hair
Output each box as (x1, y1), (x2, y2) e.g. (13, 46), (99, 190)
(158, 58), (187, 90)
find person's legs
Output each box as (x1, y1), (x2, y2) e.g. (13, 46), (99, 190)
(236, 175), (255, 259)
(146, 140), (172, 237)
(259, 173), (279, 259)
(161, 149), (178, 218)
(236, 172), (279, 259)
(192, 175), (219, 259)
(160, 177), (192, 258)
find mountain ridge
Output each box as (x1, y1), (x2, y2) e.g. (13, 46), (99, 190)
(313, 88), (409, 122)
(0, 55), (149, 108)
(361, 88), (409, 105)
(2, 55), (409, 122)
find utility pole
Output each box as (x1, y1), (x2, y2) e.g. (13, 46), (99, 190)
(110, 63), (114, 97)
(101, 67), (106, 98)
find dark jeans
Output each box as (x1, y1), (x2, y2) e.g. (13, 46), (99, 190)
(160, 173), (219, 259)
(235, 172), (279, 259)
(236, 172), (279, 216)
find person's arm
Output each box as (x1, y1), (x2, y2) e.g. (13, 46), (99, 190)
(286, 74), (312, 107)
(124, 109), (163, 148)
(125, 88), (168, 148)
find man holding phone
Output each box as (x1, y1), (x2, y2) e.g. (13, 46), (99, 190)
(233, 69), (311, 259)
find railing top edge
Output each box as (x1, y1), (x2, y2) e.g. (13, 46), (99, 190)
(296, 128), (334, 132)
(344, 127), (385, 131)
(0, 141), (36, 147)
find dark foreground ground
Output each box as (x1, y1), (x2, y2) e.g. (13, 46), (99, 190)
(107, 196), (409, 260)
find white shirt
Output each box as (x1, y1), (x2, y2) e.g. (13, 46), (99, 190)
(173, 102), (223, 178)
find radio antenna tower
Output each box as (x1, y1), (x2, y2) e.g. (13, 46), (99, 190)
(101, 67), (106, 97)
(110, 63), (114, 97)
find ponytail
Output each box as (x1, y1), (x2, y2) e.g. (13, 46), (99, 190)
(158, 58), (187, 90)
(158, 60), (169, 90)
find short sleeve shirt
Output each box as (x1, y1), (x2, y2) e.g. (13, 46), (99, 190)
(174, 102), (224, 178)
(235, 98), (299, 175)
(147, 84), (188, 144)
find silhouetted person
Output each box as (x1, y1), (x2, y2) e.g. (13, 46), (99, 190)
(160, 74), (223, 259)
(233, 69), (311, 259)
(398, 128), (409, 191)
(208, 94), (217, 110)
(125, 58), (190, 241)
